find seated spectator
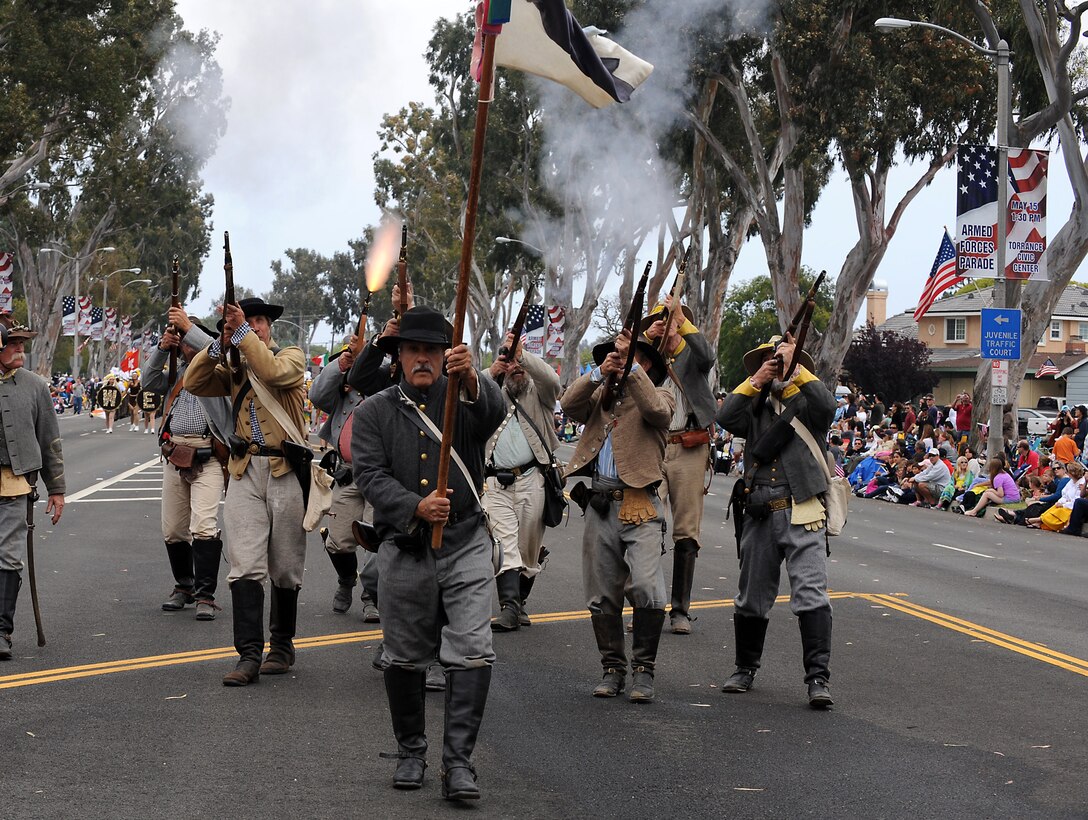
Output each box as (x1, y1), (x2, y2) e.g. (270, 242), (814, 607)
(936, 430), (957, 461)
(1052, 426), (1080, 466)
(963, 457), (1021, 517)
(849, 451), (887, 492)
(1028, 461), (1086, 530)
(1013, 440), (1041, 482)
(909, 448), (952, 507)
(938, 455), (975, 509)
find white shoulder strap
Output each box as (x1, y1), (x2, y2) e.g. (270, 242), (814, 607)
(770, 395), (833, 482)
(247, 372), (308, 446)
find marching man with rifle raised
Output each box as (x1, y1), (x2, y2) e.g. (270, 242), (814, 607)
(716, 275), (838, 709)
(561, 264), (675, 704)
(482, 287), (562, 632)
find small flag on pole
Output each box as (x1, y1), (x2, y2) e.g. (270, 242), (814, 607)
(913, 230), (963, 322)
(1035, 358), (1060, 378)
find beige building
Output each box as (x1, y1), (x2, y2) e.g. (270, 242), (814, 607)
(871, 284), (1088, 408)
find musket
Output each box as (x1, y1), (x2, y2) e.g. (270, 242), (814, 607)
(221, 232), (242, 383)
(25, 490), (44, 647)
(496, 282), (536, 387)
(348, 289), (373, 357)
(654, 259), (687, 356)
(601, 261), (651, 411)
(396, 223), (409, 318)
(779, 270), (826, 379)
(167, 255), (180, 392)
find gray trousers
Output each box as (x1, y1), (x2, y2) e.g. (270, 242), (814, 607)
(0, 494), (29, 572)
(582, 486), (667, 614)
(735, 487), (831, 618)
(377, 518), (496, 672)
(223, 457), (306, 587)
(325, 479), (377, 600)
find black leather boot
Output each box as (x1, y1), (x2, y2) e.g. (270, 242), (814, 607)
(222, 579), (264, 686)
(518, 573), (536, 626)
(327, 550), (358, 614)
(721, 612), (770, 693)
(260, 585), (299, 675)
(629, 608), (666, 703)
(161, 541), (195, 610)
(191, 537), (223, 620)
(799, 607), (834, 709)
(0, 569), (22, 660)
(381, 666), (428, 789)
(590, 613), (627, 697)
(441, 666), (492, 801)
(668, 538), (699, 634)
(491, 570), (521, 632)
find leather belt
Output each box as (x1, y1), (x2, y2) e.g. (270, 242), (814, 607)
(486, 460), (537, 478)
(447, 510), (480, 525)
(236, 441), (283, 458)
(766, 497), (792, 512)
(595, 488), (625, 502)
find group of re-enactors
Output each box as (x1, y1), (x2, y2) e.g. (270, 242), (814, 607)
(0, 283), (839, 804)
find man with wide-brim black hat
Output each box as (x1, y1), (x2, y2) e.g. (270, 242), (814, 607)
(185, 296), (308, 687)
(639, 300), (717, 636)
(561, 329), (675, 703)
(716, 332), (837, 709)
(0, 324), (65, 660)
(145, 305), (233, 622)
(353, 306), (504, 800)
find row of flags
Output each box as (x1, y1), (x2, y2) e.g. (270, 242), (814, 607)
(61, 296), (133, 344)
(915, 144), (1049, 321)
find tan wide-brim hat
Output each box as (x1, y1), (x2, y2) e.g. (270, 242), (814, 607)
(742, 335), (815, 377)
(4, 323), (38, 343)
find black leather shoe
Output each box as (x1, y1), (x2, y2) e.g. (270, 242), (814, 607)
(442, 765), (479, 801)
(161, 587), (194, 611)
(808, 678), (834, 709)
(222, 659), (260, 687)
(721, 667), (756, 693)
(332, 581), (353, 614)
(491, 605), (520, 632)
(425, 662), (445, 692)
(379, 752), (426, 789)
(592, 668), (625, 698)
(628, 668), (655, 703)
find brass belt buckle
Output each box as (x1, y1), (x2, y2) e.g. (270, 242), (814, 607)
(247, 442), (260, 455)
(609, 489), (624, 502)
(768, 497), (790, 512)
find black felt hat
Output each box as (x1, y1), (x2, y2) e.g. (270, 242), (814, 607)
(376, 307), (455, 355)
(591, 338), (668, 387)
(237, 297), (284, 322)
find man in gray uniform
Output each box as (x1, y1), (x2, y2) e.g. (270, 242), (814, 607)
(640, 302), (716, 634)
(716, 333), (836, 708)
(0, 324), (65, 660)
(483, 331), (561, 632)
(354, 307), (504, 801)
(562, 330), (674, 703)
(145, 306), (232, 621)
(309, 337), (378, 620)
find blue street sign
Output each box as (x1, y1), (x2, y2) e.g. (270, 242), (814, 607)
(981, 308), (1021, 360)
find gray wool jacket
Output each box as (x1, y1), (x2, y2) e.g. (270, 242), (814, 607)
(0, 368), (65, 495)
(666, 330), (717, 429)
(717, 369), (836, 503)
(143, 325), (232, 444)
(309, 357), (361, 446)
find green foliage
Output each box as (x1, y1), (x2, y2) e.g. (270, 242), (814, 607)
(717, 268), (834, 389)
(842, 322), (938, 403)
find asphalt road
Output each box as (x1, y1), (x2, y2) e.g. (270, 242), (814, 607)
(3, 415), (1088, 819)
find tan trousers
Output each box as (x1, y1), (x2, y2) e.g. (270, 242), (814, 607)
(161, 435), (224, 543)
(659, 441), (709, 543)
(484, 470), (546, 577)
(224, 456), (306, 587)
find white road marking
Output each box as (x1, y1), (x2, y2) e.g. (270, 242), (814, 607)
(68, 458), (161, 503)
(932, 542), (994, 559)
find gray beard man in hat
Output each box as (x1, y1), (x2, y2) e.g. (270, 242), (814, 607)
(353, 306), (504, 801)
(185, 297), (308, 687)
(562, 328), (675, 703)
(145, 305), (233, 621)
(716, 333), (837, 709)
(0, 324), (65, 660)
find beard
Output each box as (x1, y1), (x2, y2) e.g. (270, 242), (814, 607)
(505, 374), (528, 398)
(771, 378), (792, 393)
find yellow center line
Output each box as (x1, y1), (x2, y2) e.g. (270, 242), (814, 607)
(3, 591), (1086, 689)
(860, 593), (1088, 678)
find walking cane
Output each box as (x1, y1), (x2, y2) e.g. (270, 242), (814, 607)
(26, 489), (45, 647)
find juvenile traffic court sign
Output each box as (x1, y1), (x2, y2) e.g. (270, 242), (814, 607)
(981, 308), (1021, 360)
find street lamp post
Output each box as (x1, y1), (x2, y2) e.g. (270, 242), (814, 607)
(98, 268), (142, 377)
(875, 18), (1011, 461)
(39, 245), (116, 380)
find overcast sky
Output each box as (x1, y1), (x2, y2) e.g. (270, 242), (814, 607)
(173, 0), (1078, 336)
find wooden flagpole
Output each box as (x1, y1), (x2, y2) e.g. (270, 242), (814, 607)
(431, 23), (499, 549)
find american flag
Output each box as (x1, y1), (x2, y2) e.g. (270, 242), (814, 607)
(833, 462), (845, 479)
(1006, 148), (1048, 280)
(522, 304), (546, 355)
(0, 252), (13, 313)
(62, 295), (77, 336)
(89, 306), (104, 340)
(913, 230), (962, 321)
(1035, 358), (1060, 378)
